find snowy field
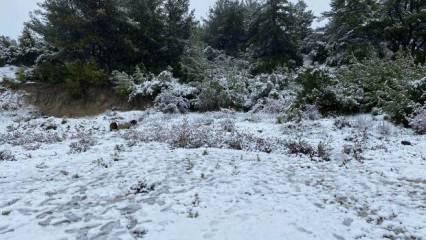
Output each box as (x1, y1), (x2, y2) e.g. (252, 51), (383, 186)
(0, 90), (425, 240)
(0, 66), (18, 83)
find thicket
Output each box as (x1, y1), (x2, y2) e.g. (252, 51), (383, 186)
(293, 54), (426, 126)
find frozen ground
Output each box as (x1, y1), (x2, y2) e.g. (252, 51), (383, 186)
(0, 90), (425, 240)
(0, 66), (18, 82)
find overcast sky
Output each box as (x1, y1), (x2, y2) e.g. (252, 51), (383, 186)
(0, 0), (330, 39)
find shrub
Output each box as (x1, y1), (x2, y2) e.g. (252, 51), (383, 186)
(285, 139), (332, 161)
(293, 68), (361, 115)
(336, 54), (426, 124)
(195, 80), (233, 111)
(129, 180), (156, 195)
(120, 117), (286, 153)
(154, 91), (191, 114)
(409, 105), (426, 134)
(113, 69), (198, 106)
(0, 150), (16, 161)
(111, 70), (134, 95)
(0, 129), (64, 146)
(69, 137), (96, 154)
(33, 58), (107, 95)
(294, 54), (426, 128)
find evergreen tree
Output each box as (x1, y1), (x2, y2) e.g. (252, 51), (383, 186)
(289, 1), (315, 47)
(17, 25), (45, 66)
(324, 0), (384, 65)
(27, 0), (195, 88)
(381, 0), (426, 63)
(0, 36), (18, 67)
(163, 0), (195, 69)
(248, 0), (314, 72)
(124, 0), (166, 72)
(30, 0), (133, 71)
(204, 0), (248, 56)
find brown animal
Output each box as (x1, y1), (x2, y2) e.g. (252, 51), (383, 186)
(110, 120), (138, 131)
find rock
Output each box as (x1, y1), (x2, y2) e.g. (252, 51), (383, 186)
(401, 141), (412, 146)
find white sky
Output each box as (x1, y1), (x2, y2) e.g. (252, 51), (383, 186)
(0, 0), (331, 39)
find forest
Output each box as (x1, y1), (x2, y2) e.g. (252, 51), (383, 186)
(0, 0), (425, 131)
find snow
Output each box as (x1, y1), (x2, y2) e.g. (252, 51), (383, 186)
(0, 65), (18, 82)
(0, 89), (425, 240)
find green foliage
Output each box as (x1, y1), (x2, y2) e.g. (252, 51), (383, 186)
(33, 60), (68, 84)
(336, 54), (426, 123)
(248, 0), (314, 73)
(64, 60), (107, 86)
(28, 0), (194, 89)
(293, 68), (359, 114)
(324, 0), (425, 65)
(33, 59), (107, 96)
(196, 80), (233, 111)
(203, 0), (248, 56)
(295, 54), (426, 125)
(16, 26), (45, 66)
(324, 0), (383, 65)
(176, 25), (209, 83)
(0, 36), (19, 66)
(381, 0), (425, 63)
(15, 67), (26, 82)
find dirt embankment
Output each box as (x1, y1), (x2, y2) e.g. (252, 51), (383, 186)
(18, 83), (152, 117)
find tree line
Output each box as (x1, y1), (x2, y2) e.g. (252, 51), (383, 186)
(0, 0), (424, 89)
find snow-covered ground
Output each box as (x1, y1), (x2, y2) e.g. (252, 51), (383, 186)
(0, 66), (18, 82)
(0, 90), (425, 240)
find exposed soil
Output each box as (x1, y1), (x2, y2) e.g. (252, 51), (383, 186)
(18, 83), (152, 117)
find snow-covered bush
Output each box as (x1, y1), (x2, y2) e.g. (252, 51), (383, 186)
(0, 31), (47, 67)
(409, 105), (426, 134)
(0, 130), (64, 146)
(285, 139), (332, 161)
(293, 67), (361, 115)
(0, 36), (19, 67)
(120, 117), (286, 153)
(154, 91), (191, 114)
(251, 98), (287, 114)
(0, 150), (16, 161)
(112, 68), (198, 111)
(294, 55), (426, 129)
(0, 90), (24, 111)
(69, 137), (96, 154)
(111, 70), (134, 95)
(336, 55), (426, 124)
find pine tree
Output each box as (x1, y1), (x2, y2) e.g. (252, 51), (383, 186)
(125, 0), (166, 72)
(17, 25), (45, 66)
(28, 0), (195, 87)
(0, 36), (18, 66)
(381, 0), (426, 63)
(324, 0), (383, 65)
(204, 0), (248, 56)
(248, 0), (313, 72)
(163, 0), (195, 69)
(29, 0), (133, 71)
